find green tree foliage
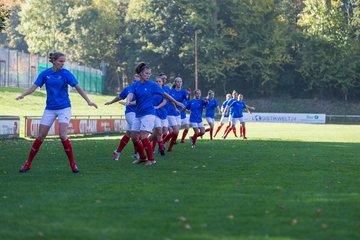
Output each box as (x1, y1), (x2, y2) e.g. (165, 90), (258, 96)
(298, 0), (360, 100)
(18, 0), (73, 54)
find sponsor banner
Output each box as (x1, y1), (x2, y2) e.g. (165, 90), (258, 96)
(26, 118), (127, 137)
(243, 113), (326, 124)
(0, 119), (20, 138)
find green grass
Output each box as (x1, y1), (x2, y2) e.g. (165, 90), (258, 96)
(1, 126), (360, 239)
(1, 87), (360, 239)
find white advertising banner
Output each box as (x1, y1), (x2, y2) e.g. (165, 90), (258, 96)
(0, 119), (20, 138)
(242, 113), (326, 124)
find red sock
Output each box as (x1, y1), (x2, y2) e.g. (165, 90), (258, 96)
(24, 138), (43, 168)
(223, 125), (230, 137)
(141, 138), (154, 161)
(158, 139), (165, 151)
(163, 132), (174, 143)
(152, 138), (158, 151)
(214, 125), (222, 137)
(232, 127), (238, 137)
(210, 128), (213, 140)
(117, 135), (130, 152)
(205, 128), (211, 132)
(134, 139), (146, 159)
(168, 133), (178, 151)
(180, 129), (189, 143)
(243, 127), (246, 138)
(223, 127), (233, 139)
(162, 133), (167, 140)
(62, 139), (76, 168)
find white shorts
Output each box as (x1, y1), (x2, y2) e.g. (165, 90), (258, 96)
(219, 115), (229, 124)
(206, 117), (215, 125)
(125, 112), (136, 131)
(163, 118), (169, 128)
(231, 117), (244, 125)
(40, 107), (71, 126)
(168, 115), (181, 127)
(131, 115), (155, 132)
(181, 117), (189, 126)
(191, 122), (204, 128)
(154, 116), (167, 128)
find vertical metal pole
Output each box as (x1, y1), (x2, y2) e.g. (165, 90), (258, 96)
(194, 31), (198, 90)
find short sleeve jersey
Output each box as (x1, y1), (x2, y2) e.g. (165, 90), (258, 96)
(153, 92), (167, 120)
(119, 85), (136, 114)
(186, 98), (206, 123)
(229, 100), (247, 118)
(167, 88), (188, 116)
(222, 100), (230, 117)
(128, 80), (164, 118)
(34, 68), (78, 110)
(205, 98), (219, 118)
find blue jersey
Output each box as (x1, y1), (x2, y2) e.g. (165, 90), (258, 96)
(187, 98), (206, 123)
(226, 98), (237, 116)
(34, 68), (78, 110)
(129, 80), (164, 118)
(163, 85), (171, 113)
(153, 93), (167, 120)
(229, 100), (247, 118)
(222, 100), (230, 117)
(205, 98), (219, 118)
(119, 85), (136, 114)
(167, 88), (188, 116)
(181, 99), (188, 119)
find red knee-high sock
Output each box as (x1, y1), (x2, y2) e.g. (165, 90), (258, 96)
(192, 132), (203, 145)
(168, 133), (178, 152)
(62, 139), (76, 168)
(232, 127), (238, 137)
(24, 138), (43, 168)
(134, 139), (146, 159)
(180, 129), (189, 143)
(117, 135), (130, 152)
(214, 125), (222, 137)
(158, 139), (165, 151)
(162, 133), (167, 140)
(242, 127), (246, 138)
(224, 127), (233, 139)
(141, 138), (154, 161)
(222, 125), (230, 137)
(163, 132), (174, 143)
(152, 138), (158, 151)
(240, 126), (243, 136)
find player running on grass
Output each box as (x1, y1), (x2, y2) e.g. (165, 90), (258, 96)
(124, 63), (185, 165)
(204, 90), (221, 140)
(16, 52), (98, 173)
(213, 93), (232, 138)
(223, 93), (255, 139)
(105, 74), (141, 161)
(187, 89), (207, 148)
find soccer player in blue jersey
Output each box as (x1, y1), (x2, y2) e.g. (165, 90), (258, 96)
(187, 89), (207, 148)
(105, 74), (140, 160)
(16, 52), (98, 173)
(223, 93), (255, 139)
(125, 63), (185, 165)
(213, 93), (231, 137)
(162, 77), (189, 152)
(149, 75), (168, 156)
(180, 88), (191, 143)
(222, 90), (239, 138)
(204, 90), (221, 140)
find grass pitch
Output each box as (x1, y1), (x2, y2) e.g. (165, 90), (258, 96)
(1, 133), (359, 239)
(1, 87), (360, 239)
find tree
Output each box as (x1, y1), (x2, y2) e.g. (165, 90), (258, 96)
(17, 0), (74, 55)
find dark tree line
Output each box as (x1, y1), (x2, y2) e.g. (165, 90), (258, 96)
(1, 0), (359, 100)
